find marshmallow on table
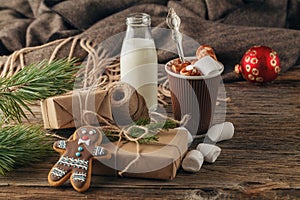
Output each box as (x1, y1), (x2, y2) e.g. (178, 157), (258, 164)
(175, 127), (193, 145)
(182, 150), (204, 173)
(197, 143), (221, 163)
(207, 122), (234, 143)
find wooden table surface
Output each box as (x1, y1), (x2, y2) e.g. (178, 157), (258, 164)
(0, 66), (299, 200)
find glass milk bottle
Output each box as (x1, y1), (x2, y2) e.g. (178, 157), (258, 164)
(120, 13), (158, 111)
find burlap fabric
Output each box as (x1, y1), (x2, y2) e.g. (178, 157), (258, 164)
(0, 0), (299, 80)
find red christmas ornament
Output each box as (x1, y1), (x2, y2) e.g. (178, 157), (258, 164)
(235, 45), (281, 83)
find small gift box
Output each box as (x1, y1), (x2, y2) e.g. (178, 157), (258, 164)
(93, 128), (188, 180)
(40, 90), (108, 129)
(40, 83), (149, 129)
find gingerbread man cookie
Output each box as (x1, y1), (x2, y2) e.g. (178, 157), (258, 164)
(48, 126), (111, 192)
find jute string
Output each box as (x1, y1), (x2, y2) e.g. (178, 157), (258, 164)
(1, 36), (185, 175)
(1, 38), (66, 77)
(0, 36), (170, 104)
(75, 78), (188, 176)
(82, 104), (189, 175)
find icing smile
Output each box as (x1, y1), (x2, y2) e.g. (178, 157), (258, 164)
(78, 138), (90, 146)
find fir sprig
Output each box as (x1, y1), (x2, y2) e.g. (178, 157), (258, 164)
(0, 59), (80, 122)
(0, 124), (51, 175)
(104, 119), (177, 144)
(128, 119), (177, 144)
(135, 118), (177, 130)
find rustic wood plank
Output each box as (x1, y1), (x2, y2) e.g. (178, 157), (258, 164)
(0, 65), (299, 198)
(0, 186), (300, 200)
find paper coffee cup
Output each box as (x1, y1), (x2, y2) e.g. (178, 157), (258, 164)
(165, 57), (223, 134)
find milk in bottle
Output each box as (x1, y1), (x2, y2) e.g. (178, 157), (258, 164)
(120, 13), (158, 111)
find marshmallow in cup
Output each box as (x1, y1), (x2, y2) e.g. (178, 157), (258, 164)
(192, 55), (223, 76)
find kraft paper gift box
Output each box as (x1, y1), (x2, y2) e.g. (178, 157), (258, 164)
(92, 128), (188, 180)
(40, 89), (109, 129)
(40, 83), (149, 129)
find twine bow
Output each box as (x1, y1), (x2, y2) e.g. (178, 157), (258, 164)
(82, 106), (190, 175)
(1, 34), (190, 175)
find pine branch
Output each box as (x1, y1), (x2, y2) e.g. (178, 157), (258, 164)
(103, 119), (177, 144)
(129, 119), (177, 143)
(0, 124), (51, 176)
(0, 59), (80, 122)
(0, 59), (80, 175)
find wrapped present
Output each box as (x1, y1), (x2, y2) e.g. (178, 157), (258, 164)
(40, 82), (149, 129)
(92, 128), (188, 180)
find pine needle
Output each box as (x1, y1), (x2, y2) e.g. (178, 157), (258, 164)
(104, 119), (177, 144)
(129, 119), (177, 143)
(0, 59), (80, 175)
(0, 124), (51, 176)
(0, 59), (80, 122)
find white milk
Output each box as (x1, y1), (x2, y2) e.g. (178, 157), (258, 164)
(120, 38), (158, 110)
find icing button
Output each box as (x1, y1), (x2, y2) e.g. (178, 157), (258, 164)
(75, 152), (81, 157)
(78, 146), (84, 152)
